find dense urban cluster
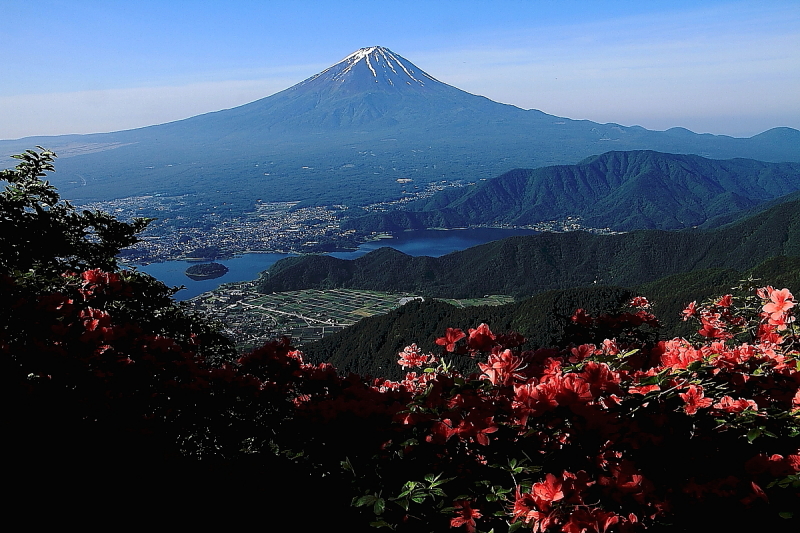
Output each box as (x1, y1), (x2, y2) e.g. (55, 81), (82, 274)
(80, 195), (354, 262)
(79, 179), (472, 262)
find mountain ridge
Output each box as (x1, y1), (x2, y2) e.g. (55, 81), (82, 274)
(258, 194), (800, 299)
(343, 150), (800, 232)
(1, 47), (797, 214)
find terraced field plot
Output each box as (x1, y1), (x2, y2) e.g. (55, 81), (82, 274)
(242, 289), (421, 327)
(439, 295), (515, 308)
(191, 285), (515, 349)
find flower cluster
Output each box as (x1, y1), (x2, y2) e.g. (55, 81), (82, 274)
(7, 267), (797, 531)
(343, 289), (799, 532)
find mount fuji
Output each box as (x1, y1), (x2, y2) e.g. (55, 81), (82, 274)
(1, 46), (798, 213)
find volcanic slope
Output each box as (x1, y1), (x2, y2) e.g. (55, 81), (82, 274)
(2, 47), (798, 213)
(257, 195), (799, 299)
(344, 150), (800, 232)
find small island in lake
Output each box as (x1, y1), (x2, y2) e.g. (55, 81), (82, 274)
(185, 262), (229, 281)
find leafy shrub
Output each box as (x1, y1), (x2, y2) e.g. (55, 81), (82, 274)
(4, 149), (797, 530)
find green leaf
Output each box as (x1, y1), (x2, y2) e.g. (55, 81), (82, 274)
(341, 457), (355, 473)
(355, 495), (377, 507)
(373, 498), (386, 515)
(747, 428), (761, 442)
(509, 520), (525, 532)
(687, 360), (704, 372)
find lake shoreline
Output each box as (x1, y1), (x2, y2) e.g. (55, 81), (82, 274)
(135, 228), (540, 301)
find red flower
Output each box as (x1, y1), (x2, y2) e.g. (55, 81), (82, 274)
(512, 486), (538, 524)
(478, 348), (525, 385)
(79, 308), (111, 332)
(454, 416), (500, 446)
(397, 344), (432, 368)
(555, 374), (594, 406)
(563, 508), (620, 533)
(679, 385), (713, 415)
(628, 368), (661, 395)
(762, 288), (794, 317)
(81, 268), (122, 291)
(580, 361), (621, 396)
(712, 395), (758, 413)
(660, 338), (703, 369)
(513, 380), (559, 424)
(601, 338), (620, 355)
(435, 327), (466, 352)
(698, 313), (732, 339)
(571, 308), (592, 325)
(467, 323), (496, 351)
(427, 419), (458, 444)
(569, 343), (596, 363)
(716, 294), (733, 307)
(532, 473), (565, 510)
(681, 301), (697, 320)
(740, 481), (769, 506)
(450, 500), (481, 533)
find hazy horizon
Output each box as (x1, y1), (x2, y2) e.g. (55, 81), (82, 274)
(1, 0), (798, 140)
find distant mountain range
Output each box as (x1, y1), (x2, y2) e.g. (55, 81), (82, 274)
(257, 194), (799, 299)
(2, 47), (798, 216)
(345, 150), (800, 232)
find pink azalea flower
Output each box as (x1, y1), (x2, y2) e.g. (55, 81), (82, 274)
(762, 288), (795, 321)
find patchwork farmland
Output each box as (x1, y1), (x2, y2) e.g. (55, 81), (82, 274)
(190, 283), (514, 351)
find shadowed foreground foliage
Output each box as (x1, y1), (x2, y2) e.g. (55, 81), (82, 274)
(5, 150), (797, 530)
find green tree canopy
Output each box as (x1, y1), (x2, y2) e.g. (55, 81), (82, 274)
(0, 147), (150, 276)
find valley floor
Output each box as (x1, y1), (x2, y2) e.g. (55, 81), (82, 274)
(188, 283), (512, 351)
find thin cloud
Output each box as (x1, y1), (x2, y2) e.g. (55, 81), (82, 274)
(0, 79), (297, 139)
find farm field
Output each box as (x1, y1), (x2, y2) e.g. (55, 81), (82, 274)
(243, 288), (423, 327)
(190, 284), (513, 350)
(438, 295), (515, 308)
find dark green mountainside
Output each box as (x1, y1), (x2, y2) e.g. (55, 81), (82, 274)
(301, 257), (800, 379)
(258, 196), (799, 299)
(343, 151), (800, 232)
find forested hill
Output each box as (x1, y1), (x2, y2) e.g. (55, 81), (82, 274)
(258, 197), (799, 299)
(301, 257), (800, 379)
(342, 151), (800, 233)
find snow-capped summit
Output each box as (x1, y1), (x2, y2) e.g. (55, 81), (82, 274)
(297, 46), (445, 94)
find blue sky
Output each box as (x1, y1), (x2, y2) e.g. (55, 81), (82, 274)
(1, 0), (798, 139)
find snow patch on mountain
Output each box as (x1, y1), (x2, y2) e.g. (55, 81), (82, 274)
(301, 46), (441, 89)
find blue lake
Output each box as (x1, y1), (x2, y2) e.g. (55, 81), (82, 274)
(137, 228), (538, 300)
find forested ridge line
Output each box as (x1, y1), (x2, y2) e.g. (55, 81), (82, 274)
(342, 151), (800, 233)
(301, 256), (800, 379)
(259, 197), (799, 299)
